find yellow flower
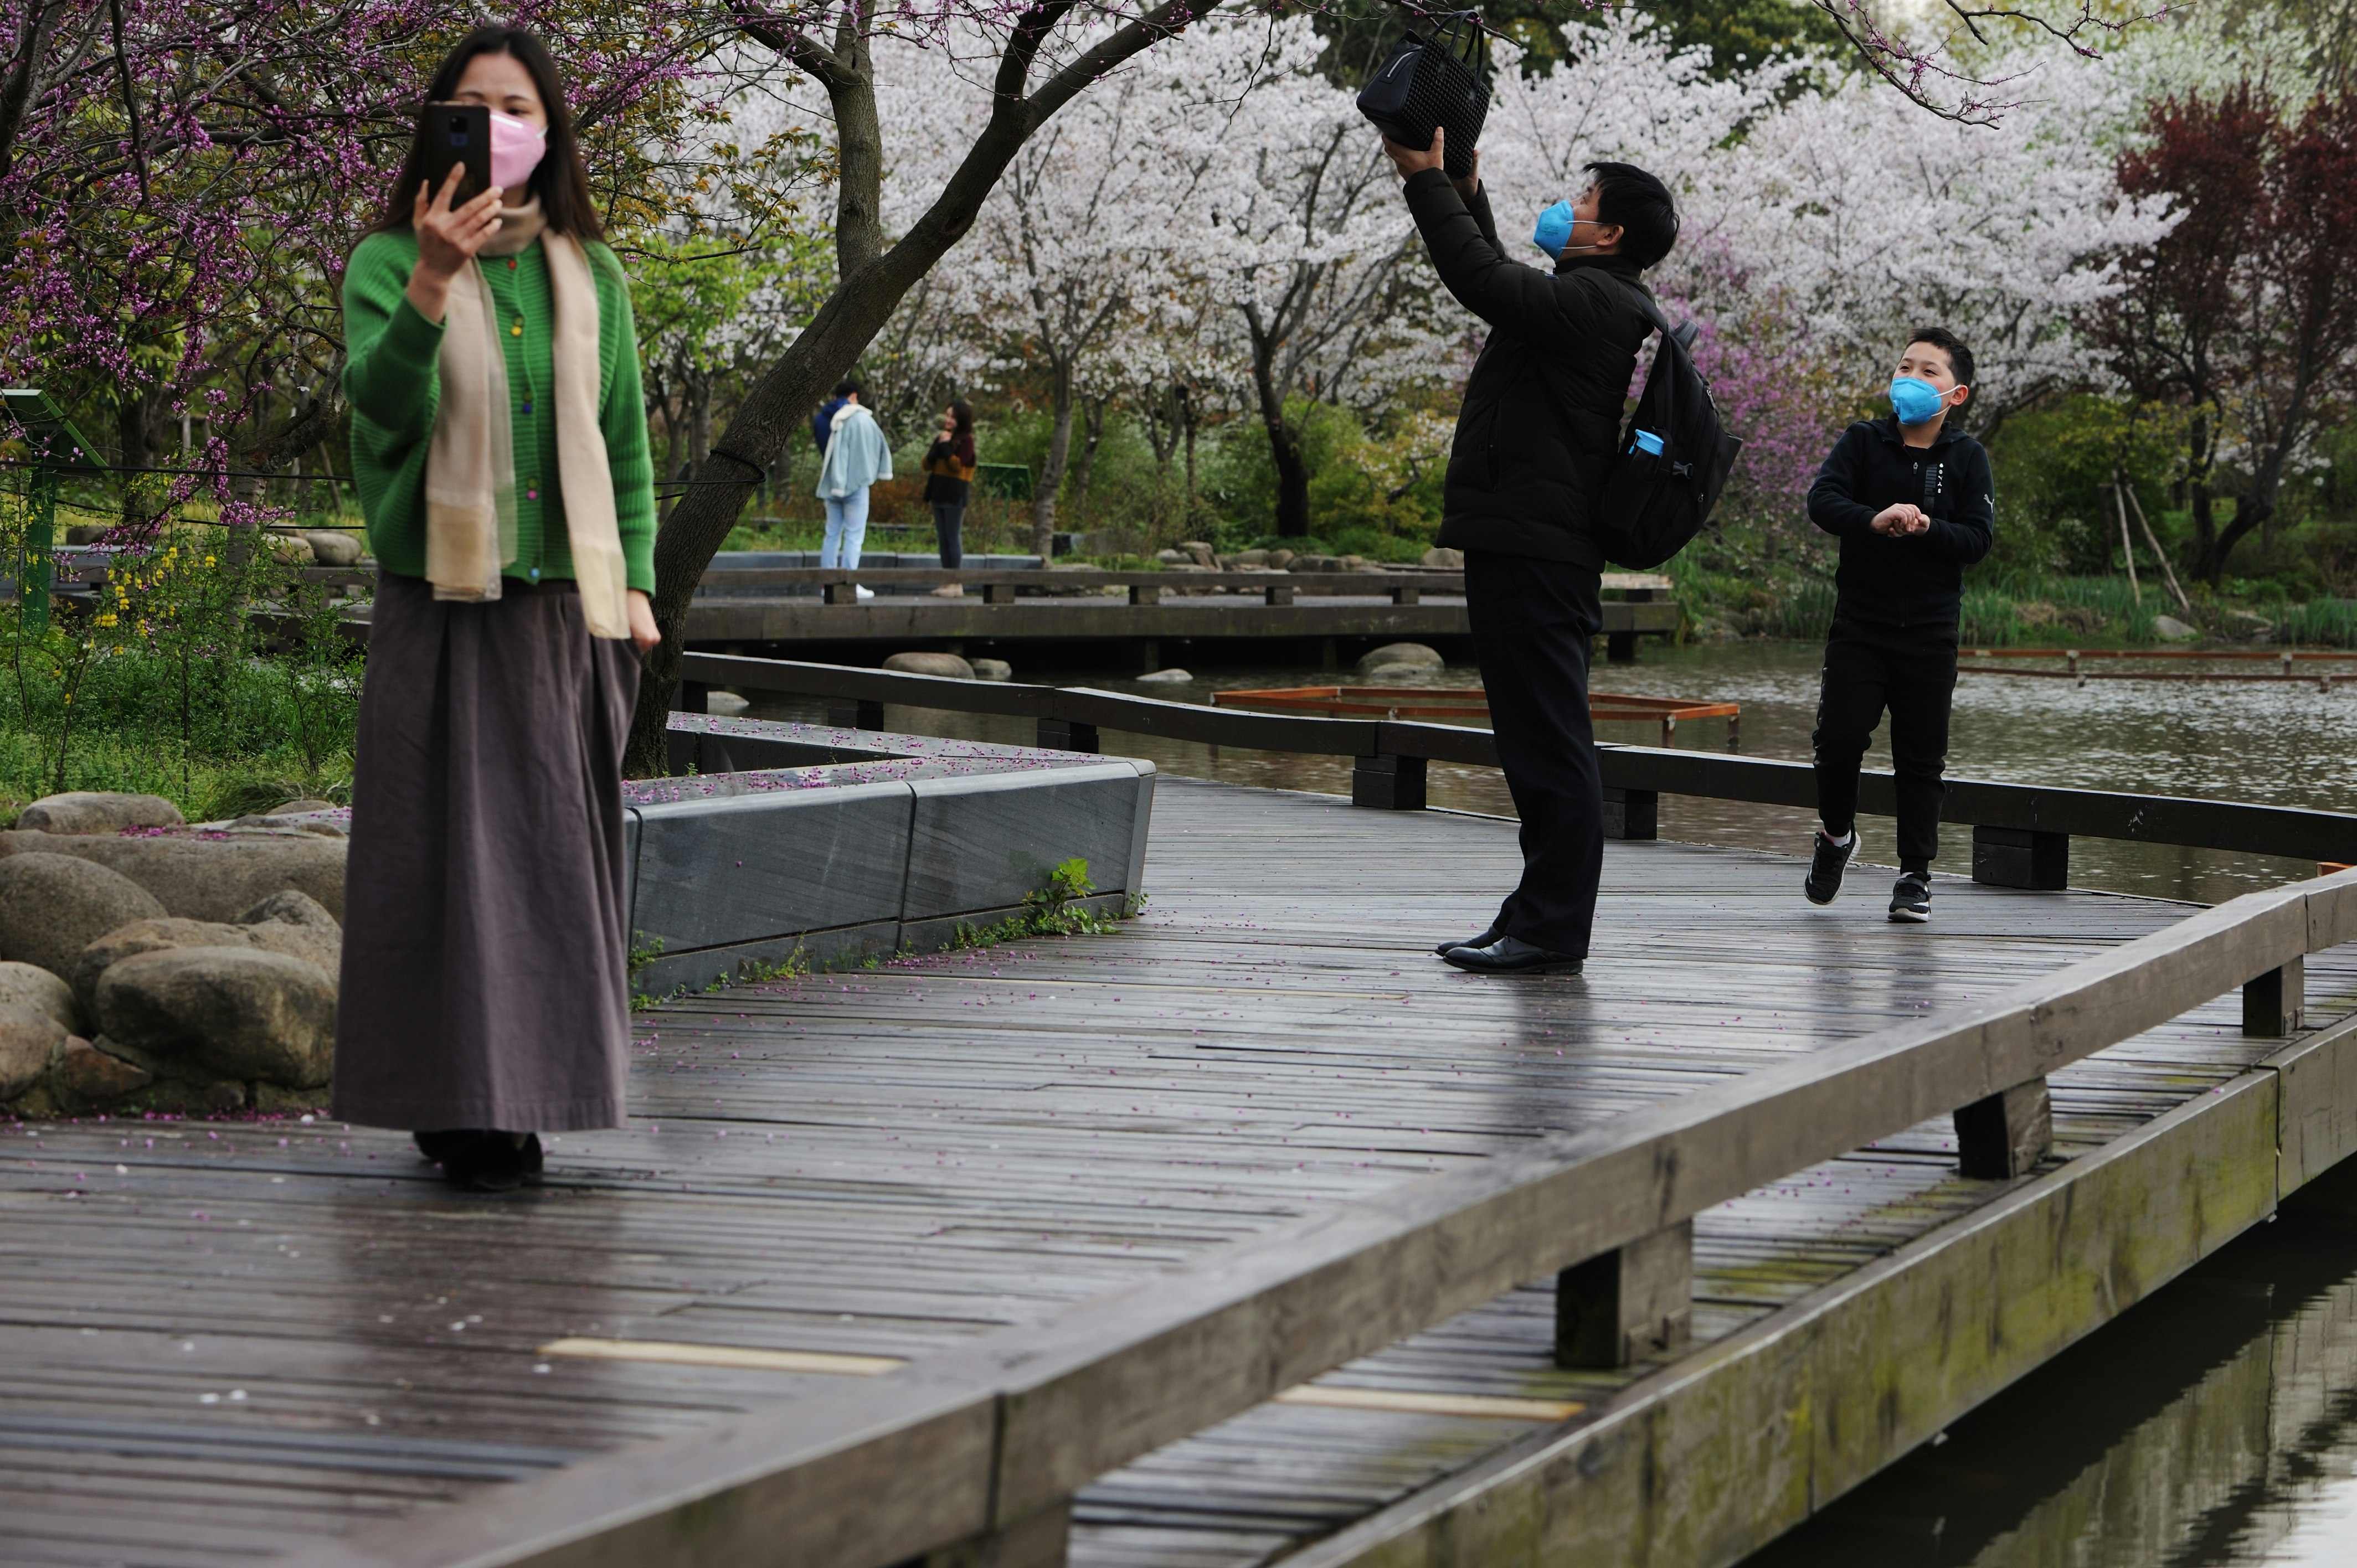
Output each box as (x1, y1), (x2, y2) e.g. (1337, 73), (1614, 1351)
(203, 555), (216, 566)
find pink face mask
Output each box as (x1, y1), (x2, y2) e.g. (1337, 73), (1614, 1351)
(488, 110), (547, 195)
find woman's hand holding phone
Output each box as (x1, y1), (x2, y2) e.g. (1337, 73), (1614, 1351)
(405, 167), (506, 324)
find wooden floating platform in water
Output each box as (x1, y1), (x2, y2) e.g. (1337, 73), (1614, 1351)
(1211, 685), (1742, 748)
(3, 780), (2355, 1568)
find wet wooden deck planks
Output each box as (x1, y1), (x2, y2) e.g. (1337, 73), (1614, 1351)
(1, 777), (2345, 1568)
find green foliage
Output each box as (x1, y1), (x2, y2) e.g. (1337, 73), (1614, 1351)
(1208, 401), (1446, 554)
(0, 481), (363, 818)
(1983, 396), (2184, 576)
(953, 857), (1124, 947)
(1605, 0), (1849, 78)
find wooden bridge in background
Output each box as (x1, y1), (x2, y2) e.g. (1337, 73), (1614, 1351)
(6, 656), (2357, 1568)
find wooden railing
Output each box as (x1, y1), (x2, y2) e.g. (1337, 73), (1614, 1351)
(301, 840), (2357, 1568)
(676, 652), (2357, 874)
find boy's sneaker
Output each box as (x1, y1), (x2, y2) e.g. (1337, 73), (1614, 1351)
(1889, 873), (1932, 923)
(1804, 831), (1855, 905)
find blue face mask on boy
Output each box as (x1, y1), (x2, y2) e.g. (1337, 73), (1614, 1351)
(1532, 200), (1577, 259)
(1889, 376), (1947, 426)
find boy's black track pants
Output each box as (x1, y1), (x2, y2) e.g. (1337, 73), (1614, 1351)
(1812, 614), (1959, 873)
(1465, 549), (1605, 958)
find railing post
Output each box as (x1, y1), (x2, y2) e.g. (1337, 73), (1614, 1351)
(1264, 583), (1295, 606)
(1129, 584), (1161, 606)
(1953, 1077), (2053, 1178)
(824, 580), (859, 605)
(1605, 630), (1639, 663)
(675, 680), (710, 714)
(1037, 718), (1100, 753)
(914, 1499), (1070, 1568)
(1602, 786), (1658, 841)
(984, 582), (1019, 605)
(1972, 826), (2069, 890)
(2244, 955), (2305, 1036)
(827, 699), (886, 731)
(1351, 754), (1425, 810)
(1556, 1220), (1692, 1369)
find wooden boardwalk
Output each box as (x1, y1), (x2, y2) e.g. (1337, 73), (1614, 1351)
(1, 778), (2348, 1567)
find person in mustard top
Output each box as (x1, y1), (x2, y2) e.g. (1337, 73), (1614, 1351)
(334, 26), (660, 1191)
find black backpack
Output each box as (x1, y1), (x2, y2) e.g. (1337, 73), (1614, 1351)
(1588, 282), (1742, 570)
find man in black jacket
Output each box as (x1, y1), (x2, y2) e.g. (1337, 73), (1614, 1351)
(1383, 127), (1674, 975)
(1803, 327), (1995, 922)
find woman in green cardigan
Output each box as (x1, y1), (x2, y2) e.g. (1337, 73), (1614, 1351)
(334, 26), (658, 1191)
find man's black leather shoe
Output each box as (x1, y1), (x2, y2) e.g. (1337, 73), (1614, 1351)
(1435, 927), (1501, 956)
(1442, 936), (1583, 975)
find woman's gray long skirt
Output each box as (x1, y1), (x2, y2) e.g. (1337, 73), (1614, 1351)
(332, 573), (639, 1132)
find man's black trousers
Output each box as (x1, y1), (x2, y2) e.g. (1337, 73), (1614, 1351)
(1465, 549), (1605, 958)
(1812, 615), (1960, 873)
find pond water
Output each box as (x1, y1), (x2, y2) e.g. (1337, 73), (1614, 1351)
(734, 635), (2357, 1565)
(739, 638), (2357, 905)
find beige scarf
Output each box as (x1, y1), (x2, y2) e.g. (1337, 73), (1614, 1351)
(424, 199), (630, 638)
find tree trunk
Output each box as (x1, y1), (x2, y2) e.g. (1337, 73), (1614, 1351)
(1072, 391), (1108, 527)
(1031, 362), (1075, 559)
(1244, 308), (1308, 537)
(2185, 409), (2217, 567)
(1181, 385), (1200, 535)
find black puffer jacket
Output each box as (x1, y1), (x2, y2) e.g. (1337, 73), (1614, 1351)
(1807, 417), (1996, 628)
(1402, 168), (1654, 569)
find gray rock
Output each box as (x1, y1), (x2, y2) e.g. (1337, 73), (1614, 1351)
(971, 658), (1013, 682)
(0, 960), (85, 1035)
(1421, 546), (1465, 569)
(54, 1037), (151, 1103)
(72, 894), (343, 1013)
(1265, 549), (1296, 570)
(0, 853), (167, 981)
(0, 831), (347, 920)
(264, 798), (337, 816)
(302, 529), (365, 566)
(1357, 642), (1445, 674)
(239, 888), (342, 937)
(18, 791), (184, 835)
(2153, 614), (2201, 642)
(706, 691), (752, 716)
(882, 651), (975, 680)
(95, 947), (337, 1087)
(1137, 668), (1193, 684)
(0, 1003), (64, 1098)
(1232, 549), (1269, 568)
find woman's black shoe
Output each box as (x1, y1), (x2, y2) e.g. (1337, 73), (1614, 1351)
(414, 1128), (482, 1163)
(439, 1131), (543, 1193)
(1435, 927), (1501, 956)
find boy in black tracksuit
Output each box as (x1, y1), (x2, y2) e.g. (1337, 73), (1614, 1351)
(1803, 328), (1994, 922)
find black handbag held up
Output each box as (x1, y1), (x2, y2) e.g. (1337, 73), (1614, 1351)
(1356, 12), (1491, 180)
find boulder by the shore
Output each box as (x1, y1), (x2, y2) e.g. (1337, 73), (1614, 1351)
(883, 651), (977, 680)
(0, 854), (168, 981)
(1356, 642), (1445, 676)
(0, 829), (347, 921)
(17, 791), (184, 835)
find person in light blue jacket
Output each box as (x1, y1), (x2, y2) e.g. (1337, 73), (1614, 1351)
(816, 383), (892, 597)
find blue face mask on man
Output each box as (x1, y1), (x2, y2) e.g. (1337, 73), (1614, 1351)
(1889, 376), (1948, 426)
(1532, 200), (1577, 259)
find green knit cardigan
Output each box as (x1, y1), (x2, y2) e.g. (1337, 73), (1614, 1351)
(342, 229), (657, 593)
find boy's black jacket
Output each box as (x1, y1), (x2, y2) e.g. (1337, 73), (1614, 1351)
(1807, 416), (1995, 628)
(1402, 167), (1653, 570)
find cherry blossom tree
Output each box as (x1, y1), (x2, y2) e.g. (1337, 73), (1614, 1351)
(1162, 16), (1460, 537)
(873, 28), (1205, 554)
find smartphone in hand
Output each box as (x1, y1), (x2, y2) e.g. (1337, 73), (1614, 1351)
(420, 102), (492, 204)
